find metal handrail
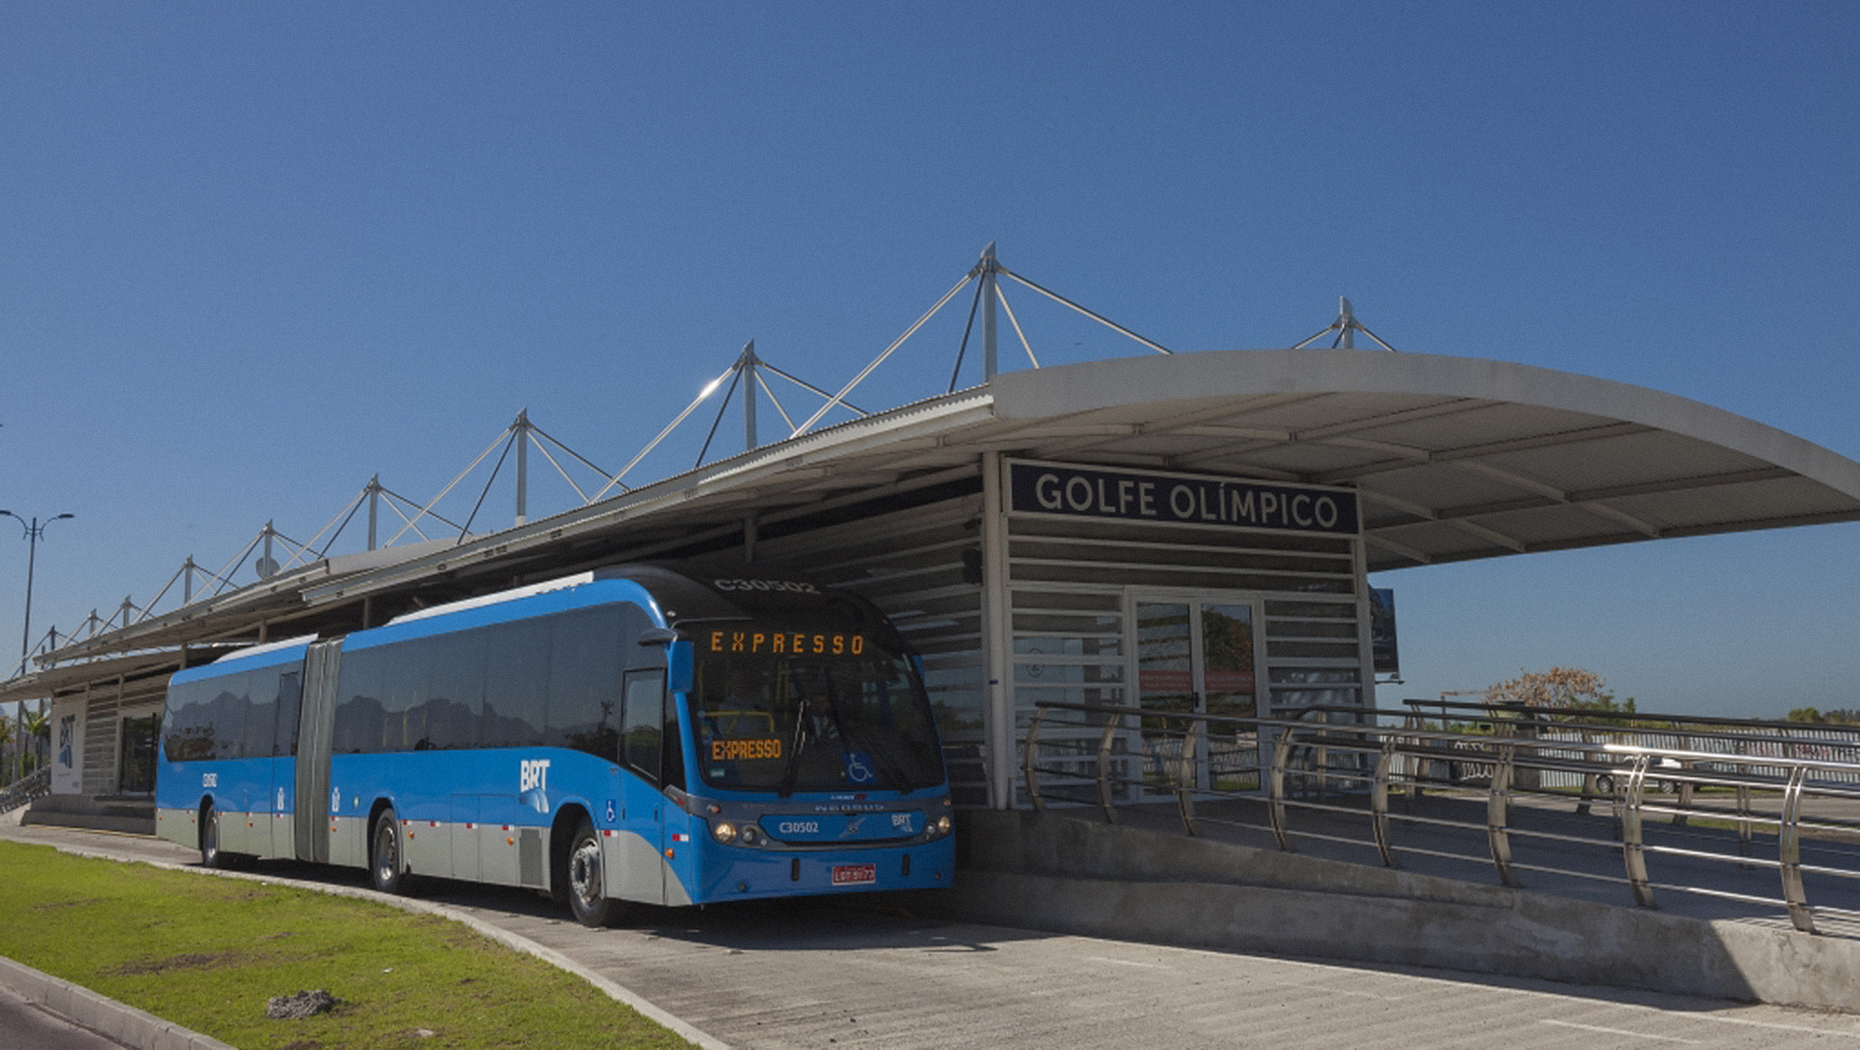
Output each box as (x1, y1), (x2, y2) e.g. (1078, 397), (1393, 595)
(1405, 697), (1860, 736)
(1023, 700), (1860, 935)
(1292, 702), (1860, 776)
(0, 766), (51, 816)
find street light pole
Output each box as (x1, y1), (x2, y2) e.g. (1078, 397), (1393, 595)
(0, 511), (73, 782)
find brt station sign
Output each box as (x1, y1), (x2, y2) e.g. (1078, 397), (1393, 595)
(1010, 460), (1359, 535)
(7, 349), (1860, 814)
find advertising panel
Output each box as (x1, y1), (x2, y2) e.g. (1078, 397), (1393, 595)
(50, 698), (85, 795)
(1370, 588), (1399, 676)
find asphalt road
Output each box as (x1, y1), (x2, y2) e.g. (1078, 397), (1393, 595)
(0, 983), (130, 1050)
(4, 821), (1860, 1049)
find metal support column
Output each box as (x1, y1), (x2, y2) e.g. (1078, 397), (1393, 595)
(981, 450), (1014, 809)
(514, 408), (530, 527)
(366, 474), (380, 551)
(743, 341), (758, 451)
(981, 243), (999, 380)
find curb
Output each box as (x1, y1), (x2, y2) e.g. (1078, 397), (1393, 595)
(0, 954), (236, 1050)
(32, 841), (731, 1050)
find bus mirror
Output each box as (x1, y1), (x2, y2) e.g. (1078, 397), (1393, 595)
(668, 640), (694, 693)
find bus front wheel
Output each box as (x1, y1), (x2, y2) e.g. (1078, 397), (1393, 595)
(371, 808), (407, 894)
(566, 817), (620, 927)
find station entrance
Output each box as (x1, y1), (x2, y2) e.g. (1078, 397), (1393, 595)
(1132, 593), (1261, 793)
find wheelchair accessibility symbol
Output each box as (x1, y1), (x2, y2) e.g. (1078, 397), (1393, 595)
(605, 799), (617, 823)
(843, 751), (876, 784)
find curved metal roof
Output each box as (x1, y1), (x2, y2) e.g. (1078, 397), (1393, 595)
(984, 350), (1860, 568)
(12, 348), (1858, 696)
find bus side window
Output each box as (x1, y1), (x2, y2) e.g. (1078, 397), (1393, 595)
(276, 672), (302, 757)
(243, 670), (280, 760)
(621, 670), (665, 783)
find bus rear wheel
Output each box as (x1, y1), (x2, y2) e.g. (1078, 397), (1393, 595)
(200, 803), (229, 869)
(566, 818), (620, 927)
(371, 808), (407, 894)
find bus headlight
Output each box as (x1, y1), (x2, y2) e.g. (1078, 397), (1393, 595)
(711, 821), (738, 844)
(930, 814), (952, 837)
(739, 825), (762, 846)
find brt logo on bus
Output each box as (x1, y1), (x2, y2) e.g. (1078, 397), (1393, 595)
(519, 759), (552, 814)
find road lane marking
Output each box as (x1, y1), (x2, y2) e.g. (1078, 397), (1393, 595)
(1275, 982), (1404, 1001)
(1539, 1019), (1700, 1043)
(1083, 956), (1170, 969)
(1617, 1008), (1860, 1040)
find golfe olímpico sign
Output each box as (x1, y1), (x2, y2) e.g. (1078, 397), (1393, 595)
(1008, 459), (1359, 535)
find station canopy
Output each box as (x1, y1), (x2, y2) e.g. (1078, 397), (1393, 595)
(8, 348), (1859, 702)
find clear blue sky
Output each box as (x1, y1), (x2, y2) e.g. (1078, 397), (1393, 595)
(1, 3), (1855, 716)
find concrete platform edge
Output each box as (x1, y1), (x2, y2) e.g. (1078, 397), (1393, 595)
(0, 953), (236, 1050)
(23, 812), (156, 835)
(26, 842), (730, 1050)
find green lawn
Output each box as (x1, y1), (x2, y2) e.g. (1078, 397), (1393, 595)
(0, 841), (692, 1050)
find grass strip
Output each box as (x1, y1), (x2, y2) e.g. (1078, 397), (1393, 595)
(0, 841), (693, 1050)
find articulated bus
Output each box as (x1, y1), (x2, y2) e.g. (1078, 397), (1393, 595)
(154, 563), (954, 924)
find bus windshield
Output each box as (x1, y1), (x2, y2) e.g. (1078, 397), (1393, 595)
(690, 625), (942, 795)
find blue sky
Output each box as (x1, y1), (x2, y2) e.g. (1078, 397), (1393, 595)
(1, 3), (1855, 716)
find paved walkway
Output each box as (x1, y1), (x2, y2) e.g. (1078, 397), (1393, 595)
(5, 822), (1859, 1049)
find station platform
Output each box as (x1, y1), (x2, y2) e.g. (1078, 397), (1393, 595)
(1097, 789), (1860, 934)
(941, 798), (1860, 1012)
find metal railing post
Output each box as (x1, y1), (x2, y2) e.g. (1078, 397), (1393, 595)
(1268, 728), (1295, 851)
(1779, 765), (1816, 934)
(1314, 728), (1329, 802)
(1176, 720), (1201, 836)
(1402, 713), (1425, 801)
(1673, 736), (1695, 827)
(1096, 712), (1122, 824)
(1734, 737), (1753, 863)
(1024, 707), (1046, 812)
(1622, 754), (1656, 908)
(1576, 729), (1599, 816)
(1372, 736), (1399, 868)
(1487, 742), (1522, 888)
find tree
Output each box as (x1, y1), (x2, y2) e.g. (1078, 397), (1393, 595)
(1485, 667), (1635, 714)
(1788, 707), (1860, 725)
(21, 707), (49, 773)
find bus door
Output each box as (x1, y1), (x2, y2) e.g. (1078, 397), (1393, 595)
(294, 641), (341, 864)
(614, 668), (672, 904)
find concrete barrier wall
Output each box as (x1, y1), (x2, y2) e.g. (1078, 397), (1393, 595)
(24, 794), (156, 835)
(924, 811), (1860, 1011)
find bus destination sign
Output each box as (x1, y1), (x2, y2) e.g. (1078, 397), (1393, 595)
(1009, 460), (1359, 535)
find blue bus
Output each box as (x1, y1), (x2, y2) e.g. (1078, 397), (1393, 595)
(155, 563), (954, 925)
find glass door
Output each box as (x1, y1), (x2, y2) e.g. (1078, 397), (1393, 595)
(1135, 602), (1195, 792)
(1198, 603), (1259, 792)
(1132, 595), (1261, 793)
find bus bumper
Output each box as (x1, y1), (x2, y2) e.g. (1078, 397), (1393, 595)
(688, 837), (956, 903)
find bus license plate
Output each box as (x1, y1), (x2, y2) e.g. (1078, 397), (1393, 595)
(832, 863), (877, 886)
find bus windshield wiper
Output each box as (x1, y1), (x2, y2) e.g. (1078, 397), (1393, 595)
(776, 679), (812, 799)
